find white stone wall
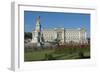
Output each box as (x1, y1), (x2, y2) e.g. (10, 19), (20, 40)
(65, 29), (87, 44)
(42, 29), (57, 42)
(32, 28), (88, 44)
(65, 29), (80, 43)
(79, 29), (88, 44)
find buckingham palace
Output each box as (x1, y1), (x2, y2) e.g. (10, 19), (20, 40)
(31, 16), (88, 45)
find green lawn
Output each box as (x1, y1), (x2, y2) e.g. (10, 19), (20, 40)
(24, 48), (90, 62)
(24, 49), (54, 61)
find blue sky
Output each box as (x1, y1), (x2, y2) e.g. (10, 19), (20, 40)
(24, 11), (90, 37)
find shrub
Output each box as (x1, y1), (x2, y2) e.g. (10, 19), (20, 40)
(78, 51), (84, 58)
(44, 53), (55, 60)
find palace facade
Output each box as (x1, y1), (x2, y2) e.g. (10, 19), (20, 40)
(31, 16), (88, 45)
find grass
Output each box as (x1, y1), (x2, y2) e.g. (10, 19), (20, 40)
(24, 47), (90, 61)
(24, 49), (54, 61)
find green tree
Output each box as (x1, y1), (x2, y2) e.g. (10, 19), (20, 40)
(24, 32), (32, 39)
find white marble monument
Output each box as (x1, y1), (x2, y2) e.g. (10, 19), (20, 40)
(31, 16), (43, 46)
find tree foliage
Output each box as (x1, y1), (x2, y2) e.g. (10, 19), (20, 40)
(24, 32), (32, 39)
